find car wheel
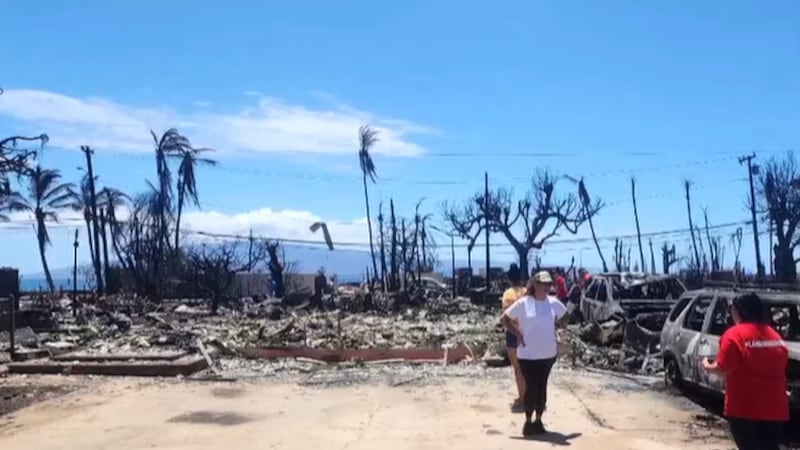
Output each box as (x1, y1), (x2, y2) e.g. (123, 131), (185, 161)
(664, 357), (682, 389)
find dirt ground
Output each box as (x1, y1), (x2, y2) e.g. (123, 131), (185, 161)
(0, 368), (733, 450)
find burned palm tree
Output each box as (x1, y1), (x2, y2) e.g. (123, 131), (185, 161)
(150, 129), (192, 251)
(413, 198), (427, 282)
(1, 133), (49, 219)
(631, 177), (646, 272)
(76, 173), (100, 280)
(173, 146), (217, 250)
(358, 125), (380, 282)
(97, 187), (128, 289)
(378, 202), (388, 288)
(730, 227), (744, 274)
(565, 176), (608, 272)
(4, 167), (79, 292)
(684, 180), (701, 270)
(389, 199), (398, 291)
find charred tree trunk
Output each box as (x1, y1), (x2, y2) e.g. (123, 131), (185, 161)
(400, 219), (408, 289)
(684, 181), (701, 270)
(414, 213), (421, 284)
(661, 242), (678, 274)
(614, 239), (624, 271)
(35, 214), (55, 292)
(174, 183), (184, 251)
(649, 239), (656, 274)
(82, 146), (104, 294)
(421, 221), (427, 272)
(378, 204), (387, 289)
(579, 179), (608, 273)
(631, 178), (646, 272)
(587, 213), (607, 272)
(99, 210), (111, 292)
(362, 172), (379, 283)
(389, 199), (398, 291)
(703, 209), (720, 272)
(515, 246), (529, 280)
(84, 212), (95, 270)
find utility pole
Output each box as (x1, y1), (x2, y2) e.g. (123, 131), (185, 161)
(8, 294), (16, 361)
(739, 154), (765, 281)
(450, 233), (456, 298)
(81, 145), (104, 294)
(73, 229), (79, 316)
(248, 228), (254, 269)
(484, 172), (491, 290)
(769, 217), (774, 278)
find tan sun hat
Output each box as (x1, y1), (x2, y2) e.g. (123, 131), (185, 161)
(532, 270), (554, 284)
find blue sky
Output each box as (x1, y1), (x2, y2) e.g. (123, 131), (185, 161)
(2, 1), (800, 277)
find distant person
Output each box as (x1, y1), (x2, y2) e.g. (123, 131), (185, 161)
(554, 268), (568, 303)
(578, 268), (592, 289)
(501, 264), (527, 412)
(312, 268), (327, 308)
(702, 293), (789, 450)
(500, 271), (568, 437)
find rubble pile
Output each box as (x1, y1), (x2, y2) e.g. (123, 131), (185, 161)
(3, 290), (666, 378)
(559, 324), (664, 375)
(3, 294), (504, 358)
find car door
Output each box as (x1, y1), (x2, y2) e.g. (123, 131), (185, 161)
(695, 295), (731, 392)
(675, 294), (715, 385)
(581, 279), (605, 322)
(662, 293), (695, 354)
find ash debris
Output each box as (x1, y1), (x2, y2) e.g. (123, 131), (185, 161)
(2, 280), (669, 380)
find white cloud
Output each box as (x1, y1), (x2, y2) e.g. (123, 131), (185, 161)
(182, 208), (368, 246)
(0, 206), (369, 248)
(0, 89), (436, 157)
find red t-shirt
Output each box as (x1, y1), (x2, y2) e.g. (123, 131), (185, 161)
(581, 273), (591, 288)
(555, 275), (568, 299)
(716, 323), (789, 421)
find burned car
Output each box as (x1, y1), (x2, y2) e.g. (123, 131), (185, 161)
(575, 273), (686, 355)
(580, 273), (687, 323)
(661, 288), (800, 409)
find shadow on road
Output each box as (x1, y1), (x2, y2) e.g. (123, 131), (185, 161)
(671, 384), (800, 448)
(510, 431), (582, 446)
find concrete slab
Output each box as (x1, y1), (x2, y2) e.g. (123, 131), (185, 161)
(6, 355), (207, 377)
(239, 344), (473, 363)
(11, 349), (50, 362)
(51, 351), (188, 362)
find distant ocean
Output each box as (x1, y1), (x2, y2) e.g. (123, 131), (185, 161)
(18, 273), (367, 293)
(19, 276), (90, 292)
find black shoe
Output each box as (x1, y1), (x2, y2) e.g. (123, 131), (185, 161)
(522, 421), (535, 437)
(533, 420), (546, 434)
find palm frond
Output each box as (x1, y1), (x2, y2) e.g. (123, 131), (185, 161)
(177, 147), (218, 208)
(358, 125), (379, 183)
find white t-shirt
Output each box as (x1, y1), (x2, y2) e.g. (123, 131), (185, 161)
(505, 295), (567, 360)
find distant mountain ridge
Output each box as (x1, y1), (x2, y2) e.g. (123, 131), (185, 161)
(22, 243), (526, 281)
(22, 244), (532, 280)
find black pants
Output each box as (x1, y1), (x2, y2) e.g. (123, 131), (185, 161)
(728, 418), (783, 450)
(518, 357), (556, 418)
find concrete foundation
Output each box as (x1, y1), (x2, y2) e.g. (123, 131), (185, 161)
(7, 354), (207, 377)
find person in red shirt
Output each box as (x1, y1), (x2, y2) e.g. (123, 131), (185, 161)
(554, 268), (568, 302)
(578, 268), (592, 289)
(702, 293), (789, 450)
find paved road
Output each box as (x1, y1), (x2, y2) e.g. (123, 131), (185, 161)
(0, 369), (733, 449)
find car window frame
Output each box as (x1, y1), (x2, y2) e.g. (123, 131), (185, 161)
(682, 294), (714, 332)
(706, 295), (732, 336)
(668, 294), (694, 322)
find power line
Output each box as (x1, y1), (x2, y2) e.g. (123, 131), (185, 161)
(0, 216), (757, 268)
(111, 151), (739, 186)
(0, 207), (750, 248)
(421, 150), (791, 158)
(77, 173), (748, 227)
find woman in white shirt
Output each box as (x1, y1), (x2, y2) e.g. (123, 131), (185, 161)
(500, 270), (568, 437)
